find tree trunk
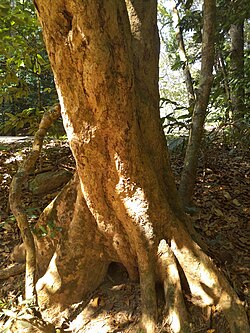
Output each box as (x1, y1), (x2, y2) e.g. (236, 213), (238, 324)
(178, 0), (216, 209)
(32, 1), (249, 332)
(217, 51), (232, 121)
(172, 3), (195, 114)
(229, 22), (245, 123)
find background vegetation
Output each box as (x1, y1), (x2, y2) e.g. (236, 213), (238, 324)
(0, 0), (57, 136)
(158, 0), (249, 148)
(0, 0), (249, 149)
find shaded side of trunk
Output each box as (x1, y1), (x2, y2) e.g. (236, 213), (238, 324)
(126, 0), (198, 237)
(125, 1), (181, 210)
(179, 0), (216, 208)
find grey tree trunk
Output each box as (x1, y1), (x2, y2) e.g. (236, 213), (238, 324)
(229, 22), (245, 123)
(217, 51), (232, 121)
(178, 0), (216, 208)
(172, 3), (195, 114)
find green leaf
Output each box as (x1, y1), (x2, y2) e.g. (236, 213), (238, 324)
(178, 113), (191, 120)
(0, 145), (9, 151)
(38, 225), (48, 236)
(36, 53), (46, 65)
(165, 115), (177, 122)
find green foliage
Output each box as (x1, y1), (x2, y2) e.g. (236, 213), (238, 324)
(33, 219), (63, 239)
(209, 0), (250, 142)
(158, 0), (249, 148)
(158, 0), (201, 135)
(160, 98), (192, 133)
(0, 0), (57, 135)
(0, 0), (249, 145)
(158, 0), (202, 69)
(0, 108), (42, 134)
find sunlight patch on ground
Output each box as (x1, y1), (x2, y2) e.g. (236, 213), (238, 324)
(73, 319), (111, 333)
(70, 309), (112, 333)
(4, 154), (24, 164)
(0, 136), (33, 144)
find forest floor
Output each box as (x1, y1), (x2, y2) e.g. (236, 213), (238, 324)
(0, 136), (249, 333)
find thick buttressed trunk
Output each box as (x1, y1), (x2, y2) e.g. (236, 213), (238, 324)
(34, 1), (249, 332)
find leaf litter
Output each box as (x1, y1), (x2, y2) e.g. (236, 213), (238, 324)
(0, 138), (249, 332)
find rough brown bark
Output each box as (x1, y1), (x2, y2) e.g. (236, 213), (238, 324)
(126, 0), (200, 244)
(178, 0), (216, 208)
(32, 1), (249, 332)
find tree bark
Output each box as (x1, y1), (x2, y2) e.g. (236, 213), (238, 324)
(32, 1), (249, 332)
(229, 21), (245, 123)
(172, 3), (195, 114)
(178, 0), (216, 208)
(217, 51), (232, 121)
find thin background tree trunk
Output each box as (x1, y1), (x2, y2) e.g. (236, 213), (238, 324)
(229, 22), (245, 123)
(179, 0), (216, 208)
(217, 51), (232, 121)
(172, 2), (196, 114)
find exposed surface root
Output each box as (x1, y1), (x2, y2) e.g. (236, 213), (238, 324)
(170, 223), (249, 333)
(158, 239), (190, 333)
(0, 263), (25, 280)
